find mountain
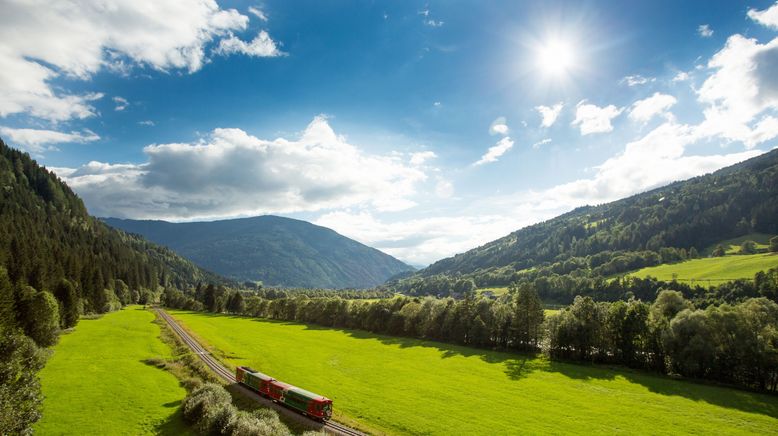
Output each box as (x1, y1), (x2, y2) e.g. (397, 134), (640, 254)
(103, 216), (414, 289)
(0, 138), (225, 319)
(406, 149), (778, 285)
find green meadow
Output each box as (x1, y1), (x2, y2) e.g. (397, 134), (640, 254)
(628, 253), (778, 286)
(169, 310), (778, 435)
(35, 306), (189, 435)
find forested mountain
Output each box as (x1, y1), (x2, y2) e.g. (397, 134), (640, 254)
(0, 139), (229, 433)
(397, 149), (778, 295)
(103, 216), (414, 289)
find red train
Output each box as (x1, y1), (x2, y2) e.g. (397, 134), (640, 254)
(235, 366), (333, 421)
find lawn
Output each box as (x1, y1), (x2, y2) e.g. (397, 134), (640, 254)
(169, 310), (778, 435)
(35, 306), (190, 435)
(703, 233), (775, 256)
(627, 253), (778, 287)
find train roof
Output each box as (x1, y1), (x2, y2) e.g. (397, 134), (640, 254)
(288, 386), (331, 402)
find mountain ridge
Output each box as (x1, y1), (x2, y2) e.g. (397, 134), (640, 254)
(103, 215), (414, 289)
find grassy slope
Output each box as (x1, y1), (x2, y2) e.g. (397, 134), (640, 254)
(35, 307), (190, 435)
(628, 253), (778, 286)
(703, 233), (774, 255)
(169, 310), (778, 435)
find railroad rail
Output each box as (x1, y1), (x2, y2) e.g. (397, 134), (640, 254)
(156, 309), (365, 436)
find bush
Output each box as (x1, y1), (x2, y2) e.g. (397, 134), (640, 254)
(180, 383), (292, 435)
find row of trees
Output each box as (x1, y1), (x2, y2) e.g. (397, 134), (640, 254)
(548, 292), (778, 391)
(166, 279), (778, 392)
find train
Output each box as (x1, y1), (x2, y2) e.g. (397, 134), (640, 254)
(235, 366), (333, 421)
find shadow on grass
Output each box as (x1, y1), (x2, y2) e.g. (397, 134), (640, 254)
(173, 310), (778, 419)
(155, 406), (192, 436)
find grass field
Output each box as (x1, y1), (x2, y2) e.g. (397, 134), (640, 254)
(35, 306), (190, 435)
(169, 310), (778, 435)
(627, 253), (778, 286)
(703, 233), (775, 255)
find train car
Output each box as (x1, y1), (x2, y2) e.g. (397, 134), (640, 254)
(236, 366), (333, 421)
(235, 366), (275, 396)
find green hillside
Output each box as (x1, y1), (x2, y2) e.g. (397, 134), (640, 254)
(169, 309), (778, 435)
(394, 149), (778, 299)
(35, 307), (189, 435)
(628, 253), (778, 286)
(104, 216), (413, 289)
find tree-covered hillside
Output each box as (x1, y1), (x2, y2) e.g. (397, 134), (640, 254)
(0, 139), (226, 433)
(104, 216), (414, 289)
(396, 149), (778, 297)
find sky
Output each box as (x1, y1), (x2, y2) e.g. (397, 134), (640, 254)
(2, 0), (778, 267)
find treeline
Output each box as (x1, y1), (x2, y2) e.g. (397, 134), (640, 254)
(166, 273), (778, 392)
(394, 266), (778, 306)
(548, 292), (778, 391)
(411, 148), (778, 285)
(0, 139), (226, 433)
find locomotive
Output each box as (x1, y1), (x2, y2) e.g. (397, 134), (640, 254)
(235, 366), (333, 421)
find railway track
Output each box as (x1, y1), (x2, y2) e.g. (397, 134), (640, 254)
(156, 309), (365, 436)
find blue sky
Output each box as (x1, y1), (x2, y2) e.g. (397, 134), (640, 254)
(1, 0), (778, 265)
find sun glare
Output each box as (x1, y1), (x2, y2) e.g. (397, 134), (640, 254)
(536, 38), (576, 77)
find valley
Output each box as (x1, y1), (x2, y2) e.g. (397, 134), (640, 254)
(168, 309), (778, 435)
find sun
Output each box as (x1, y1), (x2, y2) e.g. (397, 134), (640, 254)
(536, 38), (576, 77)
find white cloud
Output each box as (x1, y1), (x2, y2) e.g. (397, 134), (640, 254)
(489, 116), (509, 135)
(425, 20), (444, 27)
(0, 126), (99, 154)
(410, 151), (437, 166)
(535, 103), (563, 127)
(113, 96), (129, 111)
(54, 116), (428, 219)
(672, 71), (690, 82)
(698, 24), (714, 38)
(539, 122), (760, 207)
(138, 120), (155, 126)
(0, 0), (282, 121)
(621, 75), (656, 87)
(571, 101), (623, 135)
(697, 34), (778, 147)
(215, 30), (285, 57)
(248, 6), (268, 22)
(434, 178), (454, 198)
(474, 137), (514, 166)
(433, 101), (442, 107)
(532, 138), (551, 149)
(314, 211), (519, 266)
(748, 2), (778, 29)
(629, 92), (678, 123)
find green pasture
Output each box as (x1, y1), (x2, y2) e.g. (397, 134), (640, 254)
(35, 306), (189, 435)
(703, 233), (774, 255)
(627, 253), (778, 287)
(169, 310), (778, 435)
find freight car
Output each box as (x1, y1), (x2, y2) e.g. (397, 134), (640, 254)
(235, 366), (333, 421)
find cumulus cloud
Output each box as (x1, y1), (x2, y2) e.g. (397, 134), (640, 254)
(0, 126), (99, 154)
(629, 92), (678, 123)
(539, 122), (760, 207)
(314, 211), (519, 266)
(571, 101), (623, 135)
(410, 151), (437, 166)
(489, 117), (509, 135)
(434, 178), (454, 198)
(474, 137), (514, 166)
(113, 96), (129, 111)
(748, 2), (778, 29)
(535, 103), (563, 127)
(698, 24), (714, 38)
(54, 116), (427, 219)
(0, 0), (282, 121)
(672, 71), (690, 82)
(621, 75), (655, 87)
(697, 34), (778, 147)
(215, 30), (285, 57)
